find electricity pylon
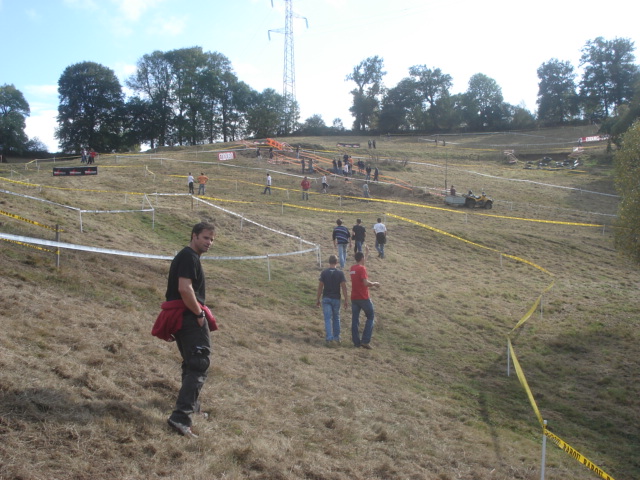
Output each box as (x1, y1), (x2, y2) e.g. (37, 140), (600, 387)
(268, 0), (308, 134)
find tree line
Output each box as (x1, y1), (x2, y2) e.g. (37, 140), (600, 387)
(0, 37), (638, 157)
(346, 37), (639, 138)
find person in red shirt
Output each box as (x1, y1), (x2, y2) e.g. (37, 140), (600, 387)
(349, 251), (380, 349)
(301, 176), (310, 200)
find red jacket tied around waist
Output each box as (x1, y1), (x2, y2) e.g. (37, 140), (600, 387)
(151, 299), (218, 341)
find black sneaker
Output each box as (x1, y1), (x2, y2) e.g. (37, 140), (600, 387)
(168, 418), (198, 438)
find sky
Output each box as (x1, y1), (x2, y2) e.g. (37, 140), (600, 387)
(1, 0), (639, 152)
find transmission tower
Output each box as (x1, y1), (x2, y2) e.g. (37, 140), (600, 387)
(269, 0), (308, 133)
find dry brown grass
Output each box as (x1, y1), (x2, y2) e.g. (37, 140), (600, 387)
(1, 129), (638, 480)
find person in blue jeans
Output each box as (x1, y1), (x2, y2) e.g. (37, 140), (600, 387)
(373, 218), (387, 259)
(332, 218), (351, 268)
(316, 255), (349, 346)
(349, 251), (380, 349)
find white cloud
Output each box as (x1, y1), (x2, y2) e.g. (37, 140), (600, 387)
(24, 84), (58, 97)
(25, 109), (59, 153)
(111, 0), (166, 22)
(148, 15), (187, 37)
(63, 0), (99, 11)
(25, 8), (41, 21)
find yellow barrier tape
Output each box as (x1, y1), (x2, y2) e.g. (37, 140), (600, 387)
(0, 209), (62, 232)
(544, 428), (616, 480)
(1, 237), (58, 254)
(508, 338), (544, 426)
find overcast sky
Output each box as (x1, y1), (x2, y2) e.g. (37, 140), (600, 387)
(1, 0), (638, 152)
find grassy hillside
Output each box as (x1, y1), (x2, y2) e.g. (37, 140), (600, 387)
(1, 127), (638, 480)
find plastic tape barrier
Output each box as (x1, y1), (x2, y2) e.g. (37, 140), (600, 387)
(0, 209), (62, 231)
(544, 428), (616, 480)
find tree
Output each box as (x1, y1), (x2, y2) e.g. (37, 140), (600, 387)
(536, 59), (579, 125)
(346, 56), (386, 132)
(614, 120), (640, 262)
(408, 65), (453, 130)
(56, 62), (125, 153)
(298, 114), (328, 136)
(379, 78), (421, 132)
(245, 88), (285, 138)
(580, 37), (639, 120)
(460, 73), (506, 131)
(0, 84), (30, 156)
(127, 51), (175, 147)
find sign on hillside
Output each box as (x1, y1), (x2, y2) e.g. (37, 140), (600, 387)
(53, 166), (98, 176)
(337, 143), (360, 148)
(217, 151), (236, 161)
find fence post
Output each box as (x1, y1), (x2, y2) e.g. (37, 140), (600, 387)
(266, 255), (271, 281)
(540, 420), (547, 480)
(55, 224), (61, 268)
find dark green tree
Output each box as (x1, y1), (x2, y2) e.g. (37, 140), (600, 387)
(245, 88), (285, 138)
(460, 73), (506, 131)
(408, 65), (453, 130)
(580, 37), (639, 120)
(379, 78), (421, 132)
(0, 84), (30, 156)
(614, 120), (640, 262)
(536, 59), (580, 125)
(127, 51), (175, 147)
(346, 56), (386, 132)
(298, 114), (328, 136)
(56, 61), (125, 153)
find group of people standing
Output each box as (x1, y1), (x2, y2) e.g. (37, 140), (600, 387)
(321, 217), (388, 349)
(187, 172), (209, 195)
(80, 148), (97, 164)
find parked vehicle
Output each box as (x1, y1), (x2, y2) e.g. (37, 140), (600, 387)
(445, 191), (493, 209)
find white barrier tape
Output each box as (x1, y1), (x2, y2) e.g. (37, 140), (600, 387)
(0, 233), (318, 262)
(0, 188), (81, 211)
(80, 208), (154, 214)
(194, 197), (318, 247)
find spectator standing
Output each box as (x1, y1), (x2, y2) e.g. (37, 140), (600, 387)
(373, 217), (387, 259)
(154, 222), (218, 437)
(332, 218), (351, 269)
(362, 183), (370, 199)
(321, 174), (329, 193)
(197, 173), (209, 195)
(365, 165), (371, 182)
(187, 172), (195, 194)
(373, 167), (379, 182)
(301, 158), (306, 173)
(262, 173), (272, 195)
(81, 148), (87, 164)
(316, 254), (349, 346)
(450, 185), (456, 196)
(301, 176), (310, 200)
(349, 251), (380, 349)
(332, 159), (338, 173)
(352, 218), (366, 254)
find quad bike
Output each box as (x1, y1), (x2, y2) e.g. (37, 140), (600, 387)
(463, 191), (493, 209)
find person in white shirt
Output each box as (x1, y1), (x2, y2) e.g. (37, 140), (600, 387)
(373, 218), (387, 258)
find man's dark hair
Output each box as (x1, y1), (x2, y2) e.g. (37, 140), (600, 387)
(377, 217), (382, 223)
(192, 222), (215, 237)
(354, 251), (364, 262)
(336, 218), (343, 225)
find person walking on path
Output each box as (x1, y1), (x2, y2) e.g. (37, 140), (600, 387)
(301, 176), (310, 200)
(352, 218), (366, 254)
(262, 173), (272, 194)
(373, 218), (387, 259)
(332, 218), (351, 269)
(349, 251), (380, 349)
(153, 222), (218, 438)
(197, 173), (209, 195)
(187, 172), (195, 194)
(316, 254), (349, 346)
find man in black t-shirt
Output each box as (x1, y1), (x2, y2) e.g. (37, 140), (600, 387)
(166, 222), (215, 438)
(352, 218), (366, 254)
(316, 255), (349, 346)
